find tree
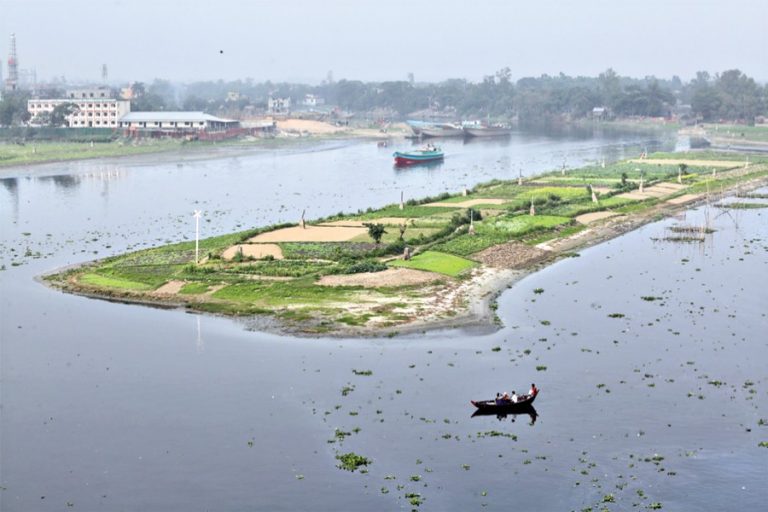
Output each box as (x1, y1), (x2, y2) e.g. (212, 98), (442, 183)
(363, 223), (387, 244)
(0, 91), (31, 126)
(50, 103), (77, 127)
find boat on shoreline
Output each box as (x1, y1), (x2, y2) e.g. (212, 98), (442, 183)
(393, 147), (444, 166)
(471, 389), (539, 412)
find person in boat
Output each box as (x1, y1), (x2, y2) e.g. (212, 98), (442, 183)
(510, 391), (518, 403)
(501, 391), (511, 403)
(529, 383), (538, 396)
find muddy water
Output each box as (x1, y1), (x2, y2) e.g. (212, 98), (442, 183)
(2, 132), (766, 511)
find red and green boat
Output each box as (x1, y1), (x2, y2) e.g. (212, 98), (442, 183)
(393, 147), (444, 166)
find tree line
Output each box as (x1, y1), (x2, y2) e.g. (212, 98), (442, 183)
(1, 68), (765, 127)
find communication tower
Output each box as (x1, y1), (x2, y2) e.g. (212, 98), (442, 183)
(5, 33), (19, 92)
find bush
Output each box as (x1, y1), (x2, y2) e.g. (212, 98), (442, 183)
(338, 260), (388, 274)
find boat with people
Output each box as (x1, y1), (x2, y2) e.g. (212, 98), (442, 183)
(471, 387), (539, 412)
(393, 145), (444, 166)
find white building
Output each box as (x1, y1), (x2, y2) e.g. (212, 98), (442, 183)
(118, 112), (239, 132)
(267, 96), (291, 113)
(27, 98), (131, 127)
(303, 94), (325, 107)
(66, 86), (112, 99)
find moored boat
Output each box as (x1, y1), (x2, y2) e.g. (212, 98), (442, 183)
(471, 388), (539, 412)
(463, 124), (513, 137)
(420, 123), (464, 138)
(393, 147), (444, 166)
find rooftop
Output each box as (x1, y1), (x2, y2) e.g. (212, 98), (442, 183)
(119, 111), (236, 123)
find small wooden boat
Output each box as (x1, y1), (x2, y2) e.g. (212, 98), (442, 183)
(471, 389), (539, 412)
(393, 148), (444, 166)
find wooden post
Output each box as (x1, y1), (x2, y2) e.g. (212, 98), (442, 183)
(529, 199), (535, 216)
(590, 184), (598, 203)
(399, 190), (404, 210)
(300, 209), (306, 229)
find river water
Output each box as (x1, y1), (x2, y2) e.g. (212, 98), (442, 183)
(1, 129), (766, 511)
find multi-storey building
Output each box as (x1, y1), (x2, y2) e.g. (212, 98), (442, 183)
(27, 97), (131, 127)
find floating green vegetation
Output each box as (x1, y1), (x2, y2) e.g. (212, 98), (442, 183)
(758, 442), (768, 448)
(653, 235), (705, 243)
(533, 288), (545, 294)
(405, 492), (423, 506)
(667, 226), (715, 234)
(536, 365), (548, 371)
(608, 313), (626, 318)
(640, 296), (663, 302)
(335, 452), (371, 472)
(717, 202), (768, 209)
(352, 369), (373, 376)
(477, 431), (517, 440)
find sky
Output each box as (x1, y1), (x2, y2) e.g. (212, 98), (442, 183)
(1, 0), (766, 85)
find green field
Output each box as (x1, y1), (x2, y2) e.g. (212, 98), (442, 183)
(389, 251), (476, 277)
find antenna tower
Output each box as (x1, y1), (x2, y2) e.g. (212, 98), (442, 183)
(5, 33), (19, 91)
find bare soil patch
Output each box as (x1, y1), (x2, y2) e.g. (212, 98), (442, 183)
(473, 242), (550, 269)
(619, 182), (686, 200)
(316, 268), (445, 288)
(576, 211), (620, 224)
(153, 280), (185, 296)
(249, 225), (367, 243)
(667, 194), (702, 205)
(222, 243), (284, 260)
(277, 119), (346, 135)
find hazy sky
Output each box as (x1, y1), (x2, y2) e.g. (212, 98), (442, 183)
(1, 0), (766, 84)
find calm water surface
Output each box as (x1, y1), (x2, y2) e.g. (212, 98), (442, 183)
(2, 129), (766, 511)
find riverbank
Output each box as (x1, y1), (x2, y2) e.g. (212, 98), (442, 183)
(42, 151), (768, 337)
(0, 120), (407, 170)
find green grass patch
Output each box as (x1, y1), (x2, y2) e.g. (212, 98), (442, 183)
(78, 272), (153, 291)
(179, 282), (211, 294)
(390, 250), (476, 277)
(357, 204), (459, 219)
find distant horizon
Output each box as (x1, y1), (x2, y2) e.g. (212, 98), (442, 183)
(1, 0), (766, 86)
(7, 69), (768, 89)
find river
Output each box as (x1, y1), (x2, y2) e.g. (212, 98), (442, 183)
(2, 128), (766, 511)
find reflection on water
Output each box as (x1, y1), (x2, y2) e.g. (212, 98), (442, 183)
(472, 405), (538, 425)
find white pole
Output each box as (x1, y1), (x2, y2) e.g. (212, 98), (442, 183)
(193, 210), (202, 264)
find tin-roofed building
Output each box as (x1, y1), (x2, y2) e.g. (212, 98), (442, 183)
(118, 112), (240, 132)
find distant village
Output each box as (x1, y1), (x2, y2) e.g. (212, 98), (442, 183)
(2, 32), (766, 141)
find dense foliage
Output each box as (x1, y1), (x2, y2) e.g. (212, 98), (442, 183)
(1, 69), (766, 128)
